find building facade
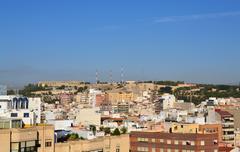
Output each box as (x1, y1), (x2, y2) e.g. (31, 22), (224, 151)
(0, 125), (54, 152)
(0, 96), (42, 125)
(130, 131), (219, 152)
(215, 109), (235, 145)
(55, 134), (129, 152)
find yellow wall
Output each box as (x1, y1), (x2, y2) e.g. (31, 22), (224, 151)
(0, 129), (10, 152)
(172, 123), (200, 134)
(0, 125), (55, 152)
(55, 134), (129, 152)
(107, 92), (136, 104)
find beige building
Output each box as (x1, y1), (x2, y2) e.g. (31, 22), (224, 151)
(106, 90), (138, 104)
(55, 134), (129, 152)
(75, 108), (101, 126)
(38, 81), (85, 87)
(0, 125), (55, 152)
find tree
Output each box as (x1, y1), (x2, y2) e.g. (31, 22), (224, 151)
(121, 127), (128, 134)
(68, 133), (79, 140)
(57, 85), (66, 90)
(99, 126), (104, 132)
(19, 83), (48, 97)
(111, 128), (121, 136)
(7, 90), (15, 95)
(103, 127), (111, 135)
(159, 86), (173, 94)
(90, 125), (96, 135)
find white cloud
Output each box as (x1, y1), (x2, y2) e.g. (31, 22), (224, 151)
(154, 11), (240, 23)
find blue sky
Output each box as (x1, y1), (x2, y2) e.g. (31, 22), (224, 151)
(1, 1), (240, 87)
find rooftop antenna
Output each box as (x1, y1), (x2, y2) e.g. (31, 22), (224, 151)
(121, 67), (124, 84)
(109, 70), (113, 84)
(96, 69), (99, 84)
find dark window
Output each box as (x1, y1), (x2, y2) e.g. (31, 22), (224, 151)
(45, 142), (52, 147)
(24, 113), (29, 118)
(11, 113), (18, 117)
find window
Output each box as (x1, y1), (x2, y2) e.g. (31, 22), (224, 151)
(174, 140), (179, 145)
(191, 141), (195, 146)
(175, 150), (179, 152)
(160, 148), (164, 152)
(11, 113), (18, 117)
(186, 141), (191, 145)
(200, 141), (205, 146)
(21, 142), (26, 148)
(26, 141), (35, 147)
(45, 141), (52, 147)
(214, 150), (218, 152)
(182, 141), (186, 145)
(167, 140), (171, 144)
(24, 113), (29, 118)
(167, 149), (171, 152)
(160, 139), (164, 143)
(137, 147), (148, 152)
(152, 138), (156, 142)
(152, 148), (156, 152)
(12, 120), (21, 128)
(137, 138), (148, 142)
(13, 141), (37, 152)
(11, 142), (19, 152)
(116, 145), (120, 152)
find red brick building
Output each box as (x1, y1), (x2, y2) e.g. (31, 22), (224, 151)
(96, 94), (106, 107)
(130, 131), (219, 152)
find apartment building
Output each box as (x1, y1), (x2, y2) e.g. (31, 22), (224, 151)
(0, 96), (42, 125)
(117, 101), (129, 114)
(0, 125), (54, 152)
(215, 109), (235, 145)
(155, 94), (176, 114)
(130, 131), (219, 152)
(170, 123), (222, 142)
(106, 90), (137, 104)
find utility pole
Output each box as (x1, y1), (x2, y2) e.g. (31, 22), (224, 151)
(109, 70), (113, 84)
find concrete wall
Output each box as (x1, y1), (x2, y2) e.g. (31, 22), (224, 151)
(55, 134), (129, 152)
(0, 129), (10, 152)
(37, 125), (55, 152)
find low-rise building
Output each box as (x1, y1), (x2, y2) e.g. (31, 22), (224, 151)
(76, 108), (101, 126)
(55, 134), (129, 152)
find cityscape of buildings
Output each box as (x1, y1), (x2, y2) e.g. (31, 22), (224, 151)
(1, 81), (240, 152)
(1, 1), (240, 152)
